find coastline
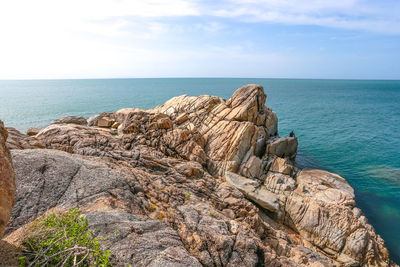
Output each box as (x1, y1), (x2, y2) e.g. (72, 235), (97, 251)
(1, 84), (398, 266)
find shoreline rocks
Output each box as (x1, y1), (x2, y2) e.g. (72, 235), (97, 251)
(2, 84), (398, 266)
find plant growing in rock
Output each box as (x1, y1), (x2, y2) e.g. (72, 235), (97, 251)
(19, 209), (113, 266)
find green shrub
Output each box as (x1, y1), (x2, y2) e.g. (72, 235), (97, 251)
(19, 209), (113, 267)
(185, 192), (191, 200)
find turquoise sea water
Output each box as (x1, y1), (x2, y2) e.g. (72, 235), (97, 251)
(1, 78), (399, 262)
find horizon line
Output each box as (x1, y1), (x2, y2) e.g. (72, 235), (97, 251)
(1, 77), (399, 82)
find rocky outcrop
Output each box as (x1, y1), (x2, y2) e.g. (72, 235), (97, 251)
(5, 127), (45, 150)
(0, 121), (15, 238)
(51, 115), (87, 125)
(3, 84), (397, 266)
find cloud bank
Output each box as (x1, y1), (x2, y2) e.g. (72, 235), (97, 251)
(0, 0), (399, 79)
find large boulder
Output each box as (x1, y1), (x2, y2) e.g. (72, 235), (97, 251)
(0, 121), (15, 238)
(285, 169), (390, 266)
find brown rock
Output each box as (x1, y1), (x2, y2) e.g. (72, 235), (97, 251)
(111, 121), (120, 129)
(0, 121), (15, 238)
(157, 117), (172, 129)
(5, 127), (45, 150)
(176, 113), (188, 124)
(241, 155), (262, 178)
(269, 157), (293, 175)
(4, 84), (396, 267)
(51, 115), (87, 125)
(26, 127), (41, 136)
(97, 117), (114, 127)
(266, 136), (298, 159)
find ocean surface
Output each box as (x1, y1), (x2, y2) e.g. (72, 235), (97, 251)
(1, 78), (399, 262)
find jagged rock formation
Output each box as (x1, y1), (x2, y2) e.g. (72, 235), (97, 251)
(0, 121), (15, 238)
(5, 127), (45, 150)
(2, 85), (397, 266)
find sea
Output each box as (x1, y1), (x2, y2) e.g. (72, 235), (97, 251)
(1, 78), (399, 263)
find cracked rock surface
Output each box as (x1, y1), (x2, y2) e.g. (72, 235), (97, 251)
(2, 84), (397, 266)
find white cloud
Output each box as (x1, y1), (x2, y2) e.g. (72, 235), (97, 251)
(0, 0), (399, 79)
(195, 22), (227, 33)
(211, 0), (400, 34)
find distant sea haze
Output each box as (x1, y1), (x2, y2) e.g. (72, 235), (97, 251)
(1, 78), (399, 263)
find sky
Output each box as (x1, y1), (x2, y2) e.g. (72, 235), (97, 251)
(0, 0), (399, 80)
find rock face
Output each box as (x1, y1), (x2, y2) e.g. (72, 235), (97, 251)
(5, 127), (45, 150)
(3, 84), (397, 266)
(0, 121), (15, 238)
(51, 115), (87, 126)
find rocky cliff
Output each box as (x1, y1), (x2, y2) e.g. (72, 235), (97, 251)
(1, 84), (397, 266)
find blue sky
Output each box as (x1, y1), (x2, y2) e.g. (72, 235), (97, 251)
(0, 0), (399, 79)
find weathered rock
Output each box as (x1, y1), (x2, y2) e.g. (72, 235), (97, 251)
(97, 117), (114, 127)
(3, 84), (397, 267)
(5, 127), (45, 150)
(240, 155), (262, 178)
(254, 136), (266, 157)
(263, 172), (296, 193)
(157, 117), (172, 129)
(7, 149), (139, 232)
(226, 172), (279, 212)
(0, 121), (15, 238)
(51, 115), (87, 125)
(285, 169), (390, 266)
(266, 136), (298, 159)
(85, 210), (202, 267)
(111, 121), (121, 129)
(87, 112), (113, 126)
(175, 113), (188, 125)
(26, 127), (41, 136)
(269, 156), (294, 175)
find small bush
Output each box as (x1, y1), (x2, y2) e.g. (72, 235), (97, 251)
(185, 193), (191, 200)
(19, 209), (112, 266)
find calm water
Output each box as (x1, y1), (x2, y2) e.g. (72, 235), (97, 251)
(1, 78), (399, 262)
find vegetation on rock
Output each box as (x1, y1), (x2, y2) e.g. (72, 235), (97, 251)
(19, 209), (112, 267)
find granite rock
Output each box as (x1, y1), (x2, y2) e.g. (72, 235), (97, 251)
(3, 84), (397, 267)
(0, 121), (15, 238)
